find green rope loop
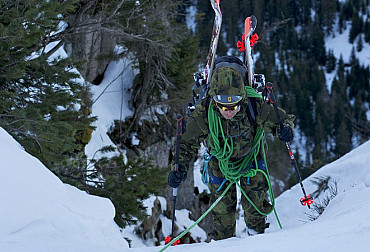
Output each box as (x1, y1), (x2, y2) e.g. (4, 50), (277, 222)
(245, 85), (262, 99)
(207, 99), (264, 183)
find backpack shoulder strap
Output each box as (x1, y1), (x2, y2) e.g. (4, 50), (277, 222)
(244, 85), (262, 127)
(246, 97), (260, 127)
(189, 96), (211, 134)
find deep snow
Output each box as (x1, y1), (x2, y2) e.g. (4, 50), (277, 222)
(0, 127), (128, 251)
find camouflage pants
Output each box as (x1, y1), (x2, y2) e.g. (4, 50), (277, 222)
(208, 160), (272, 240)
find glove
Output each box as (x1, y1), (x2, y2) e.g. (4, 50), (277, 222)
(278, 125), (294, 142)
(168, 169), (187, 188)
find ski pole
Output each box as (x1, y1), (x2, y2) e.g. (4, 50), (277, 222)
(165, 114), (184, 246)
(164, 187), (180, 246)
(170, 188), (178, 241)
(265, 82), (313, 209)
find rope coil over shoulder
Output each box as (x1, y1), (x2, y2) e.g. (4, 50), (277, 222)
(207, 86), (263, 182)
(206, 87), (281, 220)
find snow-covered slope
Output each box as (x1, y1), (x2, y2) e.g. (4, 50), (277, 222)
(130, 140), (370, 252)
(1, 121), (369, 252)
(85, 55), (136, 161)
(0, 127), (128, 252)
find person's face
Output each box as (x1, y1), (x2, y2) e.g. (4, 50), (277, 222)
(216, 103), (240, 119)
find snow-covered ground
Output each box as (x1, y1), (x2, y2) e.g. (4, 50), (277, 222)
(129, 140), (370, 252)
(2, 121), (369, 251)
(0, 126), (128, 251)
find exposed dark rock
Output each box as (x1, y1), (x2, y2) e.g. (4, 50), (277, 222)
(64, 14), (116, 84)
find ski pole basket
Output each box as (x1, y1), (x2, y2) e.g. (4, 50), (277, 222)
(300, 195), (314, 206)
(164, 236), (180, 246)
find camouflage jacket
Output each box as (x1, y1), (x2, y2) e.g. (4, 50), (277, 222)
(176, 97), (295, 171)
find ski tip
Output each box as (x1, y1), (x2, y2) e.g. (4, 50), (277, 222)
(245, 15), (258, 34)
(213, 0), (222, 16)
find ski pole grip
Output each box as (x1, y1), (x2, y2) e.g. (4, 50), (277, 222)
(266, 82), (283, 129)
(176, 115), (184, 136)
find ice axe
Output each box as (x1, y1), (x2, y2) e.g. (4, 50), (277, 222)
(265, 82), (313, 209)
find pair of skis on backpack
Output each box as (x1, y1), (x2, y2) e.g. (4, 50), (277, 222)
(187, 0), (264, 116)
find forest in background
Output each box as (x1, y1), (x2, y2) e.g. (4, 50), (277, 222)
(0, 0), (369, 230)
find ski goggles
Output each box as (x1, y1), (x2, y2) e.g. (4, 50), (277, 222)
(215, 102), (240, 112)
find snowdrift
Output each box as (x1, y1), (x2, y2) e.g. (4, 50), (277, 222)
(0, 127), (128, 251)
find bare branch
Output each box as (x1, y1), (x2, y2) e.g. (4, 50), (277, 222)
(106, 0), (126, 22)
(346, 110), (370, 137)
(258, 18), (293, 46)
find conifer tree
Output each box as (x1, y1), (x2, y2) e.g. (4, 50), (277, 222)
(0, 0), (93, 171)
(357, 34), (363, 52)
(349, 13), (363, 43)
(86, 154), (167, 227)
(335, 120), (352, 157)
(317, 0), (337, 34)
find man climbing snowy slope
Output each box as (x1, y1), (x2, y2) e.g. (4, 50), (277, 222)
(168, 56), (295, 240)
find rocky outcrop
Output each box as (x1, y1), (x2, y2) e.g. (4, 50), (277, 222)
(65, 14), (116, 85)
(135, 198), (164, 246)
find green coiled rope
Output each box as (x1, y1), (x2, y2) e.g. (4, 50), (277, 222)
(207, 85), (264, 183)
(206, 86), (282, 222)
(208, 98), (262, 183)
